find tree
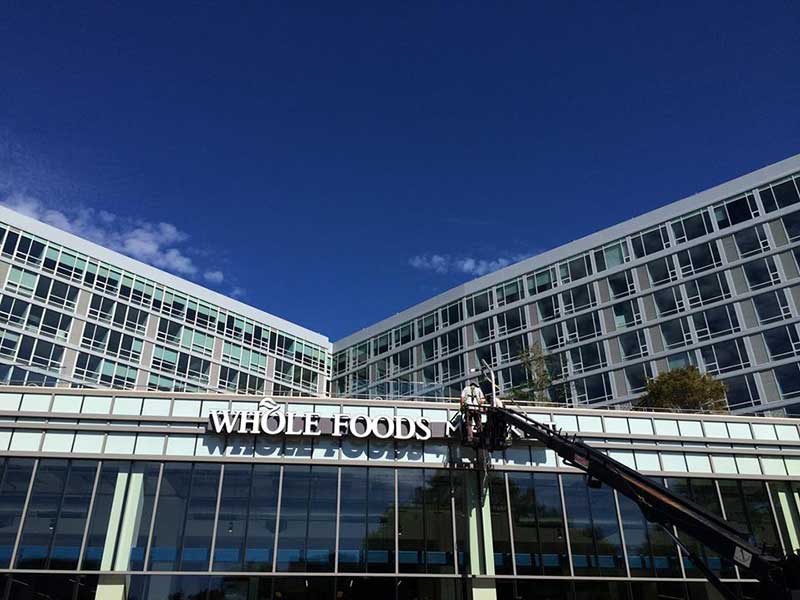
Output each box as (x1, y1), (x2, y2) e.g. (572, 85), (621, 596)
(637, 366), (728, 413)
(508, 343), (553, 405)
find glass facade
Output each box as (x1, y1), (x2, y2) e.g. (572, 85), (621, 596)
(0, 209), (329, 396)
(333, 166), (800, 417)
(0, 389), (798, 599)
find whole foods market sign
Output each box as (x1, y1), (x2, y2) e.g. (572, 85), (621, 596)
(207, 398), (452, 441)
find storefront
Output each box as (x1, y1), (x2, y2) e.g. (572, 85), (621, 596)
(0, 387), (798, 600)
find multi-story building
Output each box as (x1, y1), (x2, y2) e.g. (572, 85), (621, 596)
(333, 154), (800, 417)
(0, 207), (329, 397)
(0, 155), (800, 600)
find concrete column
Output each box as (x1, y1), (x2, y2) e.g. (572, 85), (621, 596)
(95, 465), (146, 600)
(466, 464), (497, 600)
(95, 575), (127, 600)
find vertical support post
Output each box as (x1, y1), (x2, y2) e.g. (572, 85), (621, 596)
(466, 454), (497, 600)
(96, 464), (147, 600)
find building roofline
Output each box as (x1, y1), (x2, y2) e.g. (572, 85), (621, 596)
(333, 152), (800, 350)
(0, 205), (330, 348)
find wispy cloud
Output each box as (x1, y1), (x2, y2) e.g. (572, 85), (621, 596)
(409, 252), (531, 277)
(1, 192), (228, 284)
(203, 270), (224, 284)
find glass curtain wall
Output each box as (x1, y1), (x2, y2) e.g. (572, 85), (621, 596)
(0, 458), (798, 596)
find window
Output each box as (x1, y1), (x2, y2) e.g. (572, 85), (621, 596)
(389, 348), (413, 374)
(88, 294), (115, 322)
(763, 325), (800, 360)
(393, 322), (414, 347)
(619, 330), (648, 360)
(560, 283), (595, 314)
(506, 472), (569, 575)
(624, 363), (652, 394)
(607, 269), (636, 299)
(416, 312), (438, 338)
(559, 253), (592, 283)
(332, 352), (348, 377)
(0, 458), (35, 569)
(15, 460), (97, 570)
(574, 372), (613, 404)
(701, 338), (750, 374)
(743, 256), (781, 290)
(466, 290), (493, 317)
(783, 211), (800, 242)
(564, 311), (602, 342)
(14, 335), (65, 369)
(74, 354), (137, 388)
(717, 480), (782, 570)
(671, 210), (713, 244)
(149, 463), (221, 571)
(527, 267), (557, 295)
(213, 464), (280, 572)
(12, 235), (45, 265)
(612, 299), (641, 329)
(760, 177), (800, 213)
(540, 324), (564, 351)
(82, 324), (143, 361)
(646, 256), (677, 286)
(438, 329), (464, 355)
(537, 295), (560, 321)
(218, 367), (265, 395)
(473, 317), (494, 342)
(684, 272), (730, 308)
(562, 473), (625, 575)
(0, 295), (30, 327)
(593, 240), (629, 272)
(692, 304), (739, 340)
(497, 307), (525, 335)
(714, 194), (759, 229)
(723, 374), (760, 410)
(222, 341), (267, 373)
(338, 468), (395, 573)
(152, 346), (210, 383)
(676, 242), (721, 276)
(735, 224), (770, 258)
(632, 225), (670, 259)
(775, 363), (800, 399)
(6, 266), (38, 296)
(667, 350), (697, 370)
(498, 334), (528, 364)
(34, 276), (79, 310)
(440, 301), (463, 327)
(753, 289), (791, 324)
(397, 469), (457, 574)
(569, 342), (606, 374)
(497, 279), (523, 306)
(660, 318), (691, 349)
(353, 342), (370, 366)
(440, 355), (464, 382)
(653, 286), (684, 317)
(92, 265), (122, 295)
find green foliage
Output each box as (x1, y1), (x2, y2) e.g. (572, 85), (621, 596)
(508, 343), (553, 405)
(637, 366), (728, 413)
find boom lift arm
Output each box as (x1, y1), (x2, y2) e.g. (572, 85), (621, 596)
(463, 404), (800, 600)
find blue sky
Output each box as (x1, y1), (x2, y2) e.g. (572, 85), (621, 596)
(0, 2), (798, 340)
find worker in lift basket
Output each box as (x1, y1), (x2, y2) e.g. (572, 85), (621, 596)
(460, 381), (485, 443)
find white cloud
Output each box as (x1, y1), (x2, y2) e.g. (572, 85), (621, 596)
(204, 270), (224, 284)
(229, 286), (246, 299)
(409, 253), (530, 277)
(0, 192), (223, 280)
